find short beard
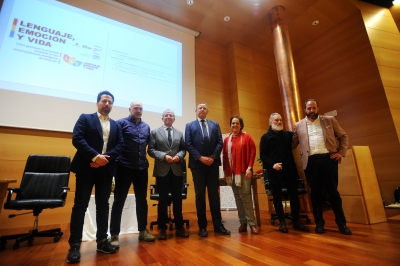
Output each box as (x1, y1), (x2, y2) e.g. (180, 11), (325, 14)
(306, 112), (318, 120)
(271, 124), (283, 131)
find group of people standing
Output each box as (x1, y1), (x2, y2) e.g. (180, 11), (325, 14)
(66, 91), (352, 264)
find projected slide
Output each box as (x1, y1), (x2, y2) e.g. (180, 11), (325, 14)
(0, 0), (182, 115)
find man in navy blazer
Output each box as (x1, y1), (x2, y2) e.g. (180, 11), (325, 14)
(185, 102), (230, 237)
(66, 91), (124, 264)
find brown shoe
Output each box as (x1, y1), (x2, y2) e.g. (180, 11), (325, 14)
(250, 225), (259, 235)
(158, 229), (167, 240)
(238, 223), (247, 233)
(176, 227), (189, 238)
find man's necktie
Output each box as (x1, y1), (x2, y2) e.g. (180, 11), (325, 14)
(201, 120), (210, 146)
(167, 127), (172, 147)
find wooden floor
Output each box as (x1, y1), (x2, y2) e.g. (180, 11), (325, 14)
(0, 210), (399, 266)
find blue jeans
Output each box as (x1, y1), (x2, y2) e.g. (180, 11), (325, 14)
(110, 165), (149, 233)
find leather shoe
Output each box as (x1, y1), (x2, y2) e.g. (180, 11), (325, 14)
(199, 228), (208, 237)
(158, 229), (167, 240)
(315, 224), (326, 234)
(214, 225), (231, 235)
(338, 225), (352, 235)
(97, 239), (116, 254)
(176, 227), (189, 238)
(279, 222), (288, 233)
(250, 225), (259, 235)
(66, 244), (81, 264)
(238, 223), (247, 233)
(293, 220), (310, 232)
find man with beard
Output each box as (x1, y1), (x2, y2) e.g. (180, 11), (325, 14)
(293, 99), (352, 235)
(260, 113), (310, 233)
(110, 101), (155, 247)
(67, 91), (124, 263)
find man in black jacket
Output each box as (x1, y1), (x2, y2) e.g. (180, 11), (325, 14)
(67, 91), (124, 263)
(259, 113), (309, 233)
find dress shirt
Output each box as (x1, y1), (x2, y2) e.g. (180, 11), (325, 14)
(307, 116), (329, 155)
(116, 116), (150, 170)
(91, 112), (110, 161)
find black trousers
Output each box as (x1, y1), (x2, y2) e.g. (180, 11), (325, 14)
(68, 169), (112, 245)
(110, 165), (149, 234)
(191, 164), (222, 229)
(156, 169), (184, 229)
(305, 154), (346, 226)
(270, 175), (301, 222)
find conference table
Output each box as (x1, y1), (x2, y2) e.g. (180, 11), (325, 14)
(0, 179), (17, 215)
(82, 194), (138, 241)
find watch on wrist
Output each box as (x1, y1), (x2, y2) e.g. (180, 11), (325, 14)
(248, 167), (253, 170)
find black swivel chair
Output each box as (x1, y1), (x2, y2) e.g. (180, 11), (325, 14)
(0, 154), (70, 250)
(263, 169), (311, 225)
(149, 160), (189, 231)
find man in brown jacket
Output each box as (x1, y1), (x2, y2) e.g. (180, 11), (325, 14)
(293, 99), (352, 235)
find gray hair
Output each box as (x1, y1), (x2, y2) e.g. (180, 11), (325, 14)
(196, 102), (208, 109)
(162, 109), (175, 118)
(269, 112), (281, 122)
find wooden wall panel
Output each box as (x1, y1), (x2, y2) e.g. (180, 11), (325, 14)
(385, 86), (400, 109)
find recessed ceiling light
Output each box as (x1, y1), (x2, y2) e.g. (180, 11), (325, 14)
(187, 0), (194, 5)
(224, 16), (230, 21)
(312, 20), (319, 26)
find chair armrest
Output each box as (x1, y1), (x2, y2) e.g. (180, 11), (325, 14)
(6, 188), (22, 201)
(297, 179), (306, 187)
(60, 187), (70, 200)
(150, 184), (157, 195)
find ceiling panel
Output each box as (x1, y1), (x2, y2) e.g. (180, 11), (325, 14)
(118, 0), (360, 53)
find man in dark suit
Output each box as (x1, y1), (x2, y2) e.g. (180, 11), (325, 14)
(185, 102), (230, 237)
(148, 109), (188, 240)
(67, 91), (124, 264)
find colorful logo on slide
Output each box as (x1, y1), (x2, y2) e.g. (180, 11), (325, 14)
(63, 54), (82, 67)
(9, 18), (18, 38)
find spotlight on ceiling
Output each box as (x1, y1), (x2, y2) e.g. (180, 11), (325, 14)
(187, 0), (194, 5)
(224, 16), (230, 22)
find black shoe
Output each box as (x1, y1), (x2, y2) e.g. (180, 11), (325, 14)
(158, 229), (167, 240)
(199, 228), (208, 237)
(338, 225), (352, 235)
(97, 239), (117, 254)
(66, 244), (81, 264)
(279, 222), (288, 233)
(214, 225), (231, 235)
(293, 220), (310, 232)
(176, 227), (189, 238)
(315, 224), (326, 234)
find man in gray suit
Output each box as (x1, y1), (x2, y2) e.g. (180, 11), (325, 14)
(148, 109), (188, 240)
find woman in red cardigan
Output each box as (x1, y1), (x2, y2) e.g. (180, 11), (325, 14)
(222, 116), (259, 234)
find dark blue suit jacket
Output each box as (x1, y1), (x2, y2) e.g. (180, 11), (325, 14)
(70, 113), (124, 176)
(185, 119), (222, 169)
